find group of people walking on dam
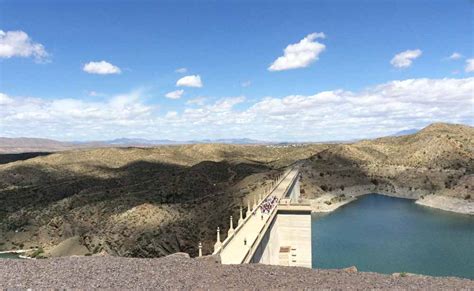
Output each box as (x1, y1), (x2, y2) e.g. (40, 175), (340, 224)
(259, 195), (278, 214)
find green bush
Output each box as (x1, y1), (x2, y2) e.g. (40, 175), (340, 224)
(30, 247), (44, 258)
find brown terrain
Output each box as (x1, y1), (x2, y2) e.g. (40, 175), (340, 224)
(0, 123), (472, 260)
(1, 253), (473, 289)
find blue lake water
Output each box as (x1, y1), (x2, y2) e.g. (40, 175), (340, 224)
(312, 194), (474, 279)
(0, 252), (22, 259)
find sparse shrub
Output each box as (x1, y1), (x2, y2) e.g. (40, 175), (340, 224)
(320, 185), (328, 191)
(30, 247), (44, 258)
(340, 185), (345, 191)
(465, 194), (471, 200)
(370, 178), (379, 186)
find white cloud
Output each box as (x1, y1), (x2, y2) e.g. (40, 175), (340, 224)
(1, 78), (472, 141)
(268, 32), (326, 72)
(165, 89), (184, 99)
(83, 61), (121, 75)
(448, 52), (463, 60)
(465, 59), (474, 73)
(0, 93), (14, 105)
(0, 89), (154, 139)
(176, 75), (203, 87)
(87, 91), (107, 97)
(241, 81), (252, 87)
(186, 96), (207, 106)
(165, 111), (178, 118)
(175, 67), (187, 73)
(390, 49), (422, 68)
(0, 29), (49, 62)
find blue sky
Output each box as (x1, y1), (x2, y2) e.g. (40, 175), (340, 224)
(0, 0), (473, 141)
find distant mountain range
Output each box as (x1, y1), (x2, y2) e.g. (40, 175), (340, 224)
(0, 137), (270, 153)
(105, 137), (268, 145)
(0, 128), (429, 154)
(391, 128), (420, 136)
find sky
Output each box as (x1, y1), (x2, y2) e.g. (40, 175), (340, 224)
(0, 0), (473, 142)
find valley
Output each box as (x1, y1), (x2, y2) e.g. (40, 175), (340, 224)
(0, 123), (472, 260)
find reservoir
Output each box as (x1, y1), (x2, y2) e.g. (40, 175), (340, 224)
(0, 252), (22, 259)
(312, 194), (474, 279)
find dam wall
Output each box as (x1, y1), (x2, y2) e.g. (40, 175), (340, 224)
(251, 205), (312, 268)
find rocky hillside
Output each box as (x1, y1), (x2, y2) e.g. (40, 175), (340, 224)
(0, 123), (472, 258)
(299, 123), (473, 201)
(0, 144), (326, 257)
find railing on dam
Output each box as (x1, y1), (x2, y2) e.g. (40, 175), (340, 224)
(211, 168), (301, 265)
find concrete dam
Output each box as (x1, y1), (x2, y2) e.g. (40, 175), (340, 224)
(208, 168), (312, 268)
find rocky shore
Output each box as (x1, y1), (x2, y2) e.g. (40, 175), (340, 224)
(1, 254), (473, 289)
(311, 185), (473, 215)
(416, 195), (474, 215)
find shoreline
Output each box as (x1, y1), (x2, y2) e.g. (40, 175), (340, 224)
(310, 194), (358, 213)
(0, 249), (36, 254)
(415, 195), (474, 215)
(310, 185), (473, 215)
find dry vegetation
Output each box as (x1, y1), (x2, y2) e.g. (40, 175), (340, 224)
(0, 123), (472, 258)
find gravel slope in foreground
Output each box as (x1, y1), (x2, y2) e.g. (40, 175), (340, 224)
(1, 254), (473, 290)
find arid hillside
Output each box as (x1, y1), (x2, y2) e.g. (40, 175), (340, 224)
(0, 144), (326, 257)
(0, 123), (472, 258)
(300, 123), (473, 201)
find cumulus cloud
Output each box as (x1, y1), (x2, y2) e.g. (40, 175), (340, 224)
(83, 61), (121, 75)
(0, 93), (14, 105)
(0, 90), (154, 139)
(176, 75), (203, 87)
(165, 89), (184, 99)
(448, 52), (463, 60)
(268, 32), (326, 71)
(175, 67), (187, 73)
(165, 111), (178, 118)
(390, 49), (422, 68)
(465, 59), (474, 73)
(0, 29), (49, 62)
(186, 96), (207, 106)
(1, 78), (472, 141)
